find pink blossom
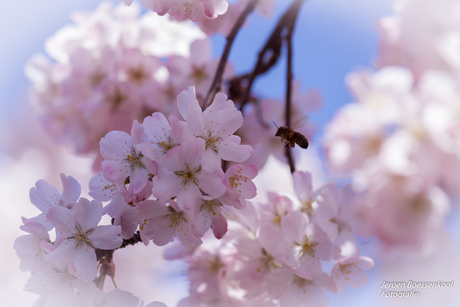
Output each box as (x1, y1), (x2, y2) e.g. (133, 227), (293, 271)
(14, 219), (51, 274)
(277, 271), (332, 307)
(45, 198), (122, 281)
(24, 265), (101, 306)
(89, 171), (148, 240)
(281, 211), (340, 279)
(183, 247), (235, 305)
(313, 183), (359, 257)
(234, 224), (287, 298)
(137, 200), (202, 246)
(376, 0), (460, 78)
(28, 174), (81, 230)
(359, 175), (450, 250)
(167, 40), (233, 101)
(292, 171), (335, 217)
(221, 164), (257, 209)
(100, 121), (157, 195)
(137, 112), (184, 162)
(97, 288), (141, 307)
(177, 87), (252, 172)
(30, 174), (81, 214)
(190, 198), (229, 239)
(330, 256), (374, 294)
(140, 0), (228, 22)
(25, 2), (204, 157)
(197, 0), (275, 36)
(151, 137), (226, 211)
(260, 192), (294, 227)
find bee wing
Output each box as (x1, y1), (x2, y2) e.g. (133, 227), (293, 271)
(290, 115), (309, 129)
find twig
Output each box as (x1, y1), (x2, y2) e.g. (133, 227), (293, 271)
(284, 0), (304, 174)
(285, 26), (295, 173)
(202, 0), (259, 110)
(119, 231), (142, 248)
(238, 0), (306, 111)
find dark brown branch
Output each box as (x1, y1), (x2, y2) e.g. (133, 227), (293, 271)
(202, 0), (259, 110)
(285, 27), (295, 173)
(238, 0), (306, 111)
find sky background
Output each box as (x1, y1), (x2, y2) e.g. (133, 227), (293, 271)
(1, 0), (459, 306)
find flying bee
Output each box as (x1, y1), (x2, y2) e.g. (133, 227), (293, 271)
(273, 120), (309, 150)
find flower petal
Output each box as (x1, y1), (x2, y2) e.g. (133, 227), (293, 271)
(90, 225), (122, 249)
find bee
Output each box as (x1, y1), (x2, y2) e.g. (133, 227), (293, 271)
(273, 121), (309, 150)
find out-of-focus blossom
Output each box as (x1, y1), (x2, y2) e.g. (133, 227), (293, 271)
(167, 171), (373, 306)
(25, 2), (205, 158)
(324, 65), (457, 251)
(125, 0), (229, 22)
(377, 0), (460, 78)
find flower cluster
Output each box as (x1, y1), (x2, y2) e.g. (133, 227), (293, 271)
(25, 2), (235, 158)
(14, 1), (383, 305)
(323, 0), (460, 252)
(14, 86), (257, 305)
(166, 171), (374, 307)
(92, 86), (256, 245)
(25, 2), (322, 174)
(120, 0), (275, 36)
(14, 174), (127, 305)
(121, 0), (229, 22)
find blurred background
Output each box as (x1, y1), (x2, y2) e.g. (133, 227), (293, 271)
(1, 0), (459, 306)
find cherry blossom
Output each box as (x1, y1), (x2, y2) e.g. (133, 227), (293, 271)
(330, 256), (374, 294)
(135, 0), (229, 22)
(25, 2), (205, 156)
(376, 0), (460, 78)
(11, 0), (394, 304)
(14, 219), (51, 274)
(233, 223), (287, 298)
(45, 198), (122, 281)
(151, 137), (226, 210)
(281, 211), (340, 279)
(177, 86), (252, 172)
(277, 271), (332, 307)
(137, 200), (202, 246)
(260, 192), (294, 227)
(24, 264), (101, 306)
(167, 39), (233, 101)
(29, 174), (81, 214)
(137, 112), (184, 162)
(100, 121), (157, 195)
(25, 174), (81, 232)
(89, 171), (147, 240)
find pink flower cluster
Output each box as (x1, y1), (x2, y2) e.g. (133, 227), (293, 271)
(25, 2), (322, 174)
(166, 171), (374, 307)
(120, 0), (274, 35)
(323, 0), (460, 252)
(91, 86), (256, 245)
(14, 87), (257, 305)
(25, 2), (235, 159)
(13, 174), (129, 305)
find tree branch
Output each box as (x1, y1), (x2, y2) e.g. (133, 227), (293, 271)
(285, 26), (295, 173)
(284, 0), (304, 174)
(202, 0), (259, 110)
(238, 0), (306, 111)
